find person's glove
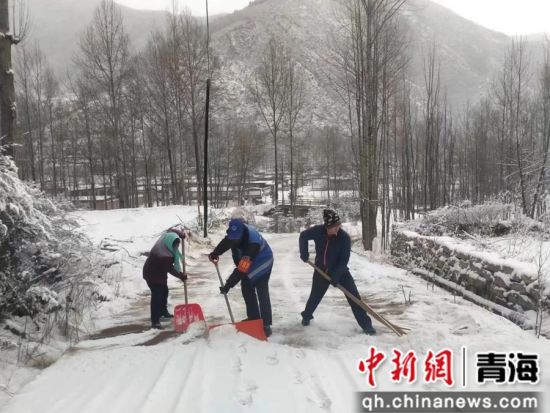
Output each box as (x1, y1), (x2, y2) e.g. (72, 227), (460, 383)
(300, 253), (309, 263)
(237, 257), (251, 273)
(219, 285), (230, 295)
(209, 252), (219, 263)
(179, 272), (188, 282)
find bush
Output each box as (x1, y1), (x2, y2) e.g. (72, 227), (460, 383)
(0, 151), (103, 342)
(408, 201), (542, 238)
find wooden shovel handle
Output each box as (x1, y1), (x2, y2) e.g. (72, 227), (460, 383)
(182, 237), (188, 305)
(306, 261), (405, 337)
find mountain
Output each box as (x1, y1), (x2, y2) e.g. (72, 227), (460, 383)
(401, 0), (510, 106)
(20, 0), (520, 121)
(208, 0), (512, 126)
(24, 0), (168, 73)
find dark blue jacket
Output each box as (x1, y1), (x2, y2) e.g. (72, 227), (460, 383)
(213, 224), (273, 286)
(299, 225), (351, 284)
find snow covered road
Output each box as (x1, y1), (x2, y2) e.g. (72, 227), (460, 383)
(2, 207), (549, 412)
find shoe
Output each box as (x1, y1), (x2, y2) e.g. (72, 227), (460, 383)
(161, 312), (173, 319)
(151, 323), (164, 330)
(364, 327), (377, 336)
(300, 311), (313, 327)
(301, 312), (312, 326)
(264, 326), (272, 337)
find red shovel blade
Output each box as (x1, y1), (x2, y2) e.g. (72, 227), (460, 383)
(174, 304), (205, 333)
(208, 319), (267, 341)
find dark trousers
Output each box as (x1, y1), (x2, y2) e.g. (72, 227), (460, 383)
(241, 271), (272, 326)
(147, 281), (169, 325)
(302, 271), (373, 330)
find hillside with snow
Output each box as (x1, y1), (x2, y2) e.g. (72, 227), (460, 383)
(1, 206), (548, 412)
(210, 0), (511, 125)
(24, 0), (518, 117)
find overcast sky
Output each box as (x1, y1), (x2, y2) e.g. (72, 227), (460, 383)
(116, 0), (550, 35)
(431, 0), (550, 35)
(115, 0), (251, 16)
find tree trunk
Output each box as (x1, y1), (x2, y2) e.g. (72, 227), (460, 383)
(0, 0), (16, 158)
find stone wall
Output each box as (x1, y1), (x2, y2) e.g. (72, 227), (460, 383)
(391, 228), (550, 318)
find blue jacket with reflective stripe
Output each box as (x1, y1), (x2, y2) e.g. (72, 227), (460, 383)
(232, 225), (273, 283)
(213, 224), (274, 287)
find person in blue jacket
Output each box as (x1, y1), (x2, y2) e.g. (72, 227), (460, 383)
(299, 209), (376, 335)
(209, 218), (274, 337)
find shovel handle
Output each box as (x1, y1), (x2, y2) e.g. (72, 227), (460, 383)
(306, 261), (405, 337)
(214, 263), (235, 323)
(181, 238), (188, 305)
(181, 236), (187, 274)
(184, 280), (188, 306)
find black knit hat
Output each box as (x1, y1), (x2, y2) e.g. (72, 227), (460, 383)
(323, 209), (341, 227)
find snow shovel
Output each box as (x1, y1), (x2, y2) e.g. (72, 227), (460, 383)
(307, 261), (408, 337)
(174, 237), (205, 333)
(210, 262), (267, 341)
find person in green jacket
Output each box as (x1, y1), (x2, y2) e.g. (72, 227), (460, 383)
(143, 231), (187, 329)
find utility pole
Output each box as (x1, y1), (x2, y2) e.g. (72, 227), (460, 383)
(203, 0), (210, 238)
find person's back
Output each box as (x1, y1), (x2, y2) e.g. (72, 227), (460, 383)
(142, 231), (186, 329)
(143, 234), (181, 284)
(230, 224), (273, 281)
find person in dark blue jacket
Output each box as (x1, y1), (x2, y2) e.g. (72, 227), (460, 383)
(209, 218), (274, 337)
(299, 209), (376, 335)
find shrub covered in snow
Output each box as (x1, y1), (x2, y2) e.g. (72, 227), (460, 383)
(408, 201), (548, 238)
(0, 152), (103, 344)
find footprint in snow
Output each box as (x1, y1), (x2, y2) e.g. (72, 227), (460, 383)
(238, 343), (248, 354)
(266, 353), (279, 365)
(306, 394), (332, 410)
(237, 381), (258, 406)
(451, 323), (480, 335)
(233, 356), (243, 373)
(294, 369), (305, 384)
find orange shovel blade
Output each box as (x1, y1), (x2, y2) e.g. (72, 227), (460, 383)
(208, 319), (267, 341)
(235, 319), (267, 341)
(174, 304), (205, 333)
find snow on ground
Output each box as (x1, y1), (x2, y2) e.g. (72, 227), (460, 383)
(1, 206), (549, 412)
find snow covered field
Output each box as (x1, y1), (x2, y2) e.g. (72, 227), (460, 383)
(1, 206), (549, 413)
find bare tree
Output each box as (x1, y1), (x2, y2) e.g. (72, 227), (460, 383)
(142, 33), (178, 205)
(493, 38), (531, 214)
(30, 43), (46, 190)
(422, 42), (441, 211)
(69, 73), (97, 208)
(14, 44), (35, 180)
(233, 125), (263, 205)
(179, 13), (211, 207)
(338, 0), (407, 250)
(285, 52), (305, 215)
(530, 36), (550, 218)
(44, 66), (58, 197)
(76, 0), (131, 208)
(252, 36), (289, 205)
